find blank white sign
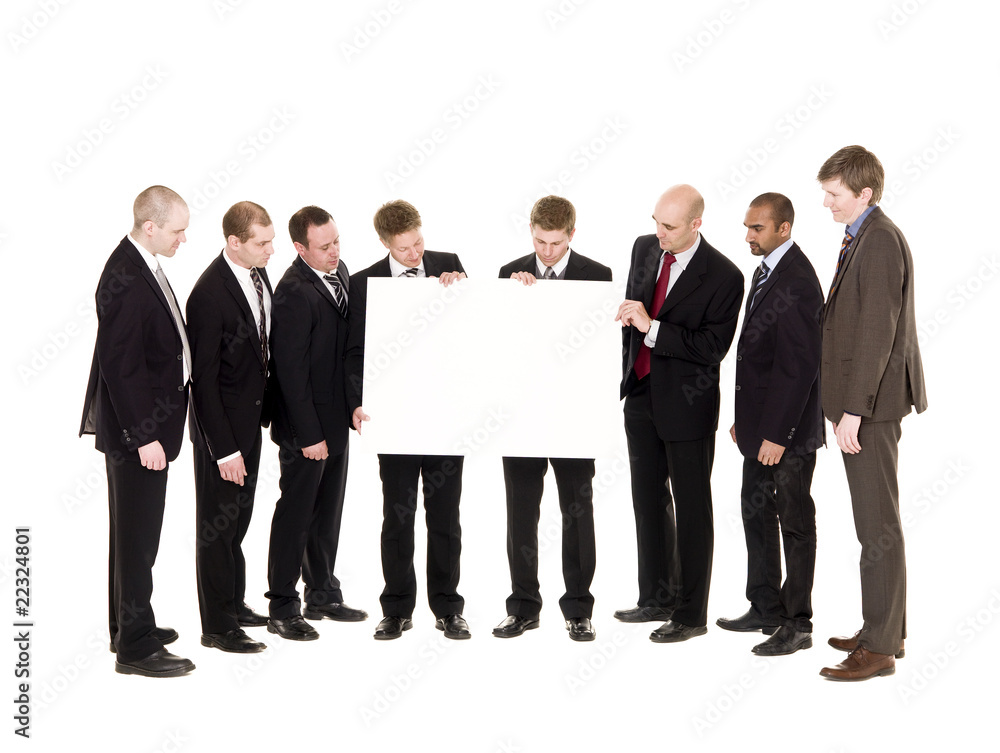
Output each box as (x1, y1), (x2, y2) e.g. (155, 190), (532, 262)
(358, 277), (624, 458)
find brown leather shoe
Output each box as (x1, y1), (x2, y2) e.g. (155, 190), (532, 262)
(828, 630), (904, 658)
(820, 646), (895, 681)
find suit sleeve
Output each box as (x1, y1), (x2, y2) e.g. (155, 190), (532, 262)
(186, 286), (239, 460)
(756, 272), (823, 446)
(652, 264), (744, 366)
(844, 227), (905, 417)
(95, 264), (167, 450)
(270, 281), (325, 447)
(345, 274), (368, 416)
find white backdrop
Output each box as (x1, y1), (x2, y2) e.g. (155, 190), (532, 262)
(2, 0), (998, 749)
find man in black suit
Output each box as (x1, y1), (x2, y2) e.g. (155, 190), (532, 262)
(346, 199), (470, 641)
(492, 195), (610, 643)
(79, 185), (196, 677)
(615, 184), (743, 643)
(716, 193), (823, 656)
(187, 201), (278, 654)
(265, 205), (367, 641)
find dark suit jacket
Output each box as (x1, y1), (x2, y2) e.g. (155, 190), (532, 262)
(734, 243), (824, 458)
(79, 236), (188, 462)
(497, 248), (612, 283)
(269, 255), (352, 455)
(346, 250), (465, 413)
(621, 234), (744, 442)
(821, 207), (927, 421)
(186, 251), (274, 461)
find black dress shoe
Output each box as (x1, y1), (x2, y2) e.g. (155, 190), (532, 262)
(109, 626), (179, 653)
(492, 615), (539, 638)
(201, 629), (267, 653)
(716, 610), (779, 634)
(237, 604), (269, 628)
(752, 625), (812, 656)
(267, 615), (319, 641)
(436, 614), (471, 640)
(303, 602), (369, 622)
(374, 616), (413, 640)
(613, 606), (673, 623)
(565, 617), (596, 642)
(649, 619), (708, 643)
(115, 648), (195, 678)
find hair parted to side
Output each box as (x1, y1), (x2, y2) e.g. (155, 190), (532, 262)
(132, 185), (186, 232)
(749, 192), (795, 229)
(817, 145), (884, 205)
(530, 195), (576, 234)
(288, 205), (333, 247)
(223, 201), (272, 243)
(373, 200), (421, 243)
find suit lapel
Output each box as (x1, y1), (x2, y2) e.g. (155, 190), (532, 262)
(124, 241), (187, 341)
(656, 240), (708, 318)
(564, 250), (586, 281)
(294, 255), (344, 316)
(828, 207), (881, 302)
(217, 253), (266, 367)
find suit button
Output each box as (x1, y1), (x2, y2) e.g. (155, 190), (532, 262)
(255, 400), (261, 406)
(177, 354), (183, 360)
(735, 385), (741, 391)
(736, 355), (742, 361)
(177, 385), (184, 391)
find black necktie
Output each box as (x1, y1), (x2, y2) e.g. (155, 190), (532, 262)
(750, 261), (769, 308)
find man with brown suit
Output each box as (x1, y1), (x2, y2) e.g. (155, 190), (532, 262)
(816, 146), (927, 681)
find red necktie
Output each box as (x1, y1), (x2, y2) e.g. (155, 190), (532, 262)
(633, 253), (676, 380)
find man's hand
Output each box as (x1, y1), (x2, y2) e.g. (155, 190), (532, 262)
(834, 413), (862, 454)
(302, 440), (329, 461)
(353, 406), (370, 433)
(218, 455), (247, 486)
(729, 423), (737, 444)
(757, 439), (786, 466)
(436, 271), (467, 286)
(615, 300), (652, 333)
(509, 271), (537, 286)
(138, 441), (167, 471)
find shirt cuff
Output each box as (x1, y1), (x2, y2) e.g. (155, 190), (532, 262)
(216, 451), (241, 465)
(644, 321), (660, 348)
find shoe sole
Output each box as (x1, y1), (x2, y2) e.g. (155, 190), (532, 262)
(819, 666), (895, 681)
(115, 661), (195, 678)
(266, 624), (319, 641)
(716, 622), (779, 634)
(200, 636), (266, 653)
(303, 610), (368, 623)
(374, 621), (413, 640)
(568, 632), (597, 642)
(492, 621), (540, 638)
(752, 637), (813, 656)
(614, 613), (672, 623)
(649, 625), (708, 643)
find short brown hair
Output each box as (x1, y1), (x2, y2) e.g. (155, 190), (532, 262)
(817, 145), (884, 205)
(288, 205), (333, 248)
(223, 201), (272, 243)
(530, 195), (576, 234)
(132, 185), (186, 232)
(749, 192), (794, 229)
(373, 200), (421, 243)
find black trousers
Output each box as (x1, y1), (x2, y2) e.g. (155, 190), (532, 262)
(739, 451), (817, 632)
(378, 454), (464, 619)
(502, 457), (596, 620)
(623, 379), (716, 627)
(106, 456), (168, 663)
(194, 433), (262, 634)
(265, 444), (348, 619)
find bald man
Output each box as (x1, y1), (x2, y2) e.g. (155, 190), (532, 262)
(616, 185), (743, 642)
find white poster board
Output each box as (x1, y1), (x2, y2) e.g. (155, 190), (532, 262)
(358, 277), (624, 458)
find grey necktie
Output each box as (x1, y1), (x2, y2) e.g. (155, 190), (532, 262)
(401, 268), (419, 278)
(153, 263), (192, 378)
(543, 266), (556, 280)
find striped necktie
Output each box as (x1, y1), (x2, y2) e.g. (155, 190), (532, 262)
(828, 232), (853, 298)
(401, 268), (419, 278)
(750, 261), (769, 308)
(543, 266), (556, 280)
(249, 267), (268, 364)
(322, 273), (347, 317)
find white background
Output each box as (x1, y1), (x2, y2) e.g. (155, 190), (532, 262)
(2, 0), (998, 749)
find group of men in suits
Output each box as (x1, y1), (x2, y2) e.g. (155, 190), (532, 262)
(613, 146), (926, 682)
(80, 143), (924, 681)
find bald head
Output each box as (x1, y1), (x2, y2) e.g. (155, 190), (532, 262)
(132, 185), (187, 234)
(651, 184), (704, 255)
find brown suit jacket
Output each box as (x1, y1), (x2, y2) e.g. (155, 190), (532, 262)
(821, 206), (927, 421)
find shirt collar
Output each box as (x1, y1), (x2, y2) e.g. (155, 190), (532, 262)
(127, 233), (160, 273)
(388, 253), (424, 278)
(667, 232), (701, 271)
(847, 205), (877, 238)
(222, 248), (253, 283)
(761, 238), (794, 270)
(535, 248), (573, 278)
